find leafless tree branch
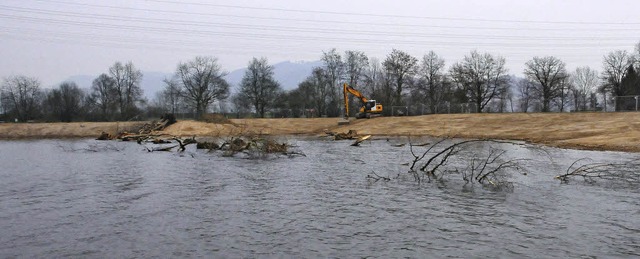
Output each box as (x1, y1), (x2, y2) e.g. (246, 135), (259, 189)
(556, 158), (640, 184)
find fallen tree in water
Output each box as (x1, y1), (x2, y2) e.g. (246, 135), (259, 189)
(367, 138), (531, 190)
(556, 158), (640, 184)
(409, 139), (528, 186)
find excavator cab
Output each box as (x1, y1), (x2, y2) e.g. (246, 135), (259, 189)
(358, 100), (382, 118)
(362, 100), (381, 112)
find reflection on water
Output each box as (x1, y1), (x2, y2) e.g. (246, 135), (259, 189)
(0, 139), (638, 257)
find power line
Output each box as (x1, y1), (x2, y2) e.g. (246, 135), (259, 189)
(143, 0), (640, 26)
(1, 12), (637, 44)
(0, 0), (634, 68)
(0, 24), (630, 52)
(27, 0), (640, 26)
(5, 4), (639, 33)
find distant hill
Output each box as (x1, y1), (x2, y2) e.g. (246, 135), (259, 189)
(63, 60), (321, 100)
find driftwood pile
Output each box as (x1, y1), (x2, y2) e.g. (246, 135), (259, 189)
(330, 130), (359, 140)
(196, 137), (302, 157)
(95, 115), (300, 157)
(96, 113), (177, 141)
(326, 129), (372, 146)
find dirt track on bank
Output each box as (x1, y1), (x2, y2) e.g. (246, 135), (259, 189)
(2, 113), (640, 152)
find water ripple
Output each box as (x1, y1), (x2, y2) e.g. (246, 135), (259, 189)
(0, 139), (638, 257)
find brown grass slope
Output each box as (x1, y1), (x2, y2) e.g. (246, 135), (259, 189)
(1, 113), (639, 152)
(0, 122), (147, 139)
(161, 113), (640, 152)
(330, 113), (640, 152)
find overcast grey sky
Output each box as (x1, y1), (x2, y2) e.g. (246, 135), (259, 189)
(1, 0), (639, 87)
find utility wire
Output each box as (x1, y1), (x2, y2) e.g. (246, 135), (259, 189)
(0, 12), (637, 44)
(3, 4), (638, 33)
(0, 0), (634, 63)
(47, 0), (640, 25)
(0, 24), (630, 52)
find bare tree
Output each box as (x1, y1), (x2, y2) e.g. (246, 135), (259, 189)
(159, 77), (183, 114)
(237, 57), (282, 118)
(343, 50), (369, 88)
(363, 57), (382, 97)
(343, 50), (369, 117)
(517, 78), (535, 112)
(46, 81), (84, 122)
(1, 75), (42, 121)
(231, 93), (252, 117)
(175, 56), (230, 118)
(383, 49), (418, 107)
(494, 79), (513, 113)
(570, 66), (599, 111)
(298, 67), (329, 117)
(601, 50), (635, 110)
(281, 85), (313, 118)
(417, 51), (447, 113)
(524, 56), (568, 112)
(555, 77), (571, 112)
(321, 49), (344, 117)
(450, 51), (508, 113)
(87, 73), (117, 121)
(108, 61), (144, 120)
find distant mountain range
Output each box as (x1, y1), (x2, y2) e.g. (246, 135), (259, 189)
(64, 60), (322, 100)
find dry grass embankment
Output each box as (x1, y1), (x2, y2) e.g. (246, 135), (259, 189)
(161, 113), (640, 152)
(1, 112), (639, 152)
(328, 113), (640, 152)
(0, 121), (147, 139)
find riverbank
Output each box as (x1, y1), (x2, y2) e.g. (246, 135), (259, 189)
(1, 112), (639, 152)
(0, 121), (147, 139)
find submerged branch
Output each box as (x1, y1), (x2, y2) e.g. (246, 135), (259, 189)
(405, 138), (531, 188)
(366, 171), (391, 182)
(556, 158), (640, 184)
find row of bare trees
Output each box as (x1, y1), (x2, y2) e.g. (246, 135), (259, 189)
(158, 56), (280, 119)
(283, 44), (639, 117)
(0, 61), (145, 122)
(1, 57), (233, 122)
(3, 43), (640, 121)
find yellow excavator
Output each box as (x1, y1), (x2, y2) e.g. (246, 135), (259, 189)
(343, 83), (383, 119)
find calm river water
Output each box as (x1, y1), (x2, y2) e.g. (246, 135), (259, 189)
(0, 138), (639, 258)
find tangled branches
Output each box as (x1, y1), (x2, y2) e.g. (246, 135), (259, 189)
(407, 139), (529, 189)
(556, 158), (640, 185)
(197, 136), (305, 159)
